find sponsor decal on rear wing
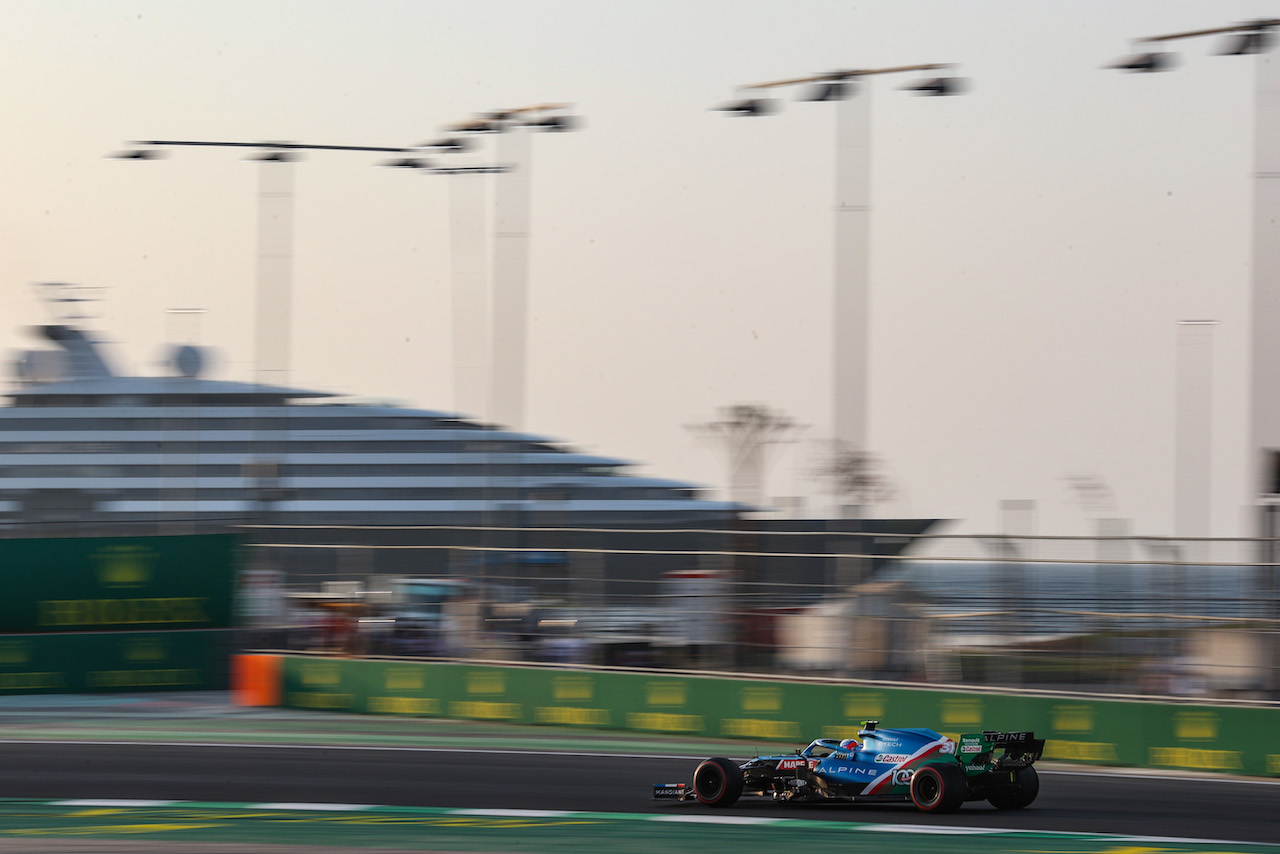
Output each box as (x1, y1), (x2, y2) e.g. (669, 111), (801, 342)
(957, 731), (1046, 769)
(985, 731), (1045, 760)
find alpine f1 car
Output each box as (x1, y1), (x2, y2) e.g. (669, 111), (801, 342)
(653, 721), (1044, 813)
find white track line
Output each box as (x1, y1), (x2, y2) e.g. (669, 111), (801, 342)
(53, 799), (178, 807)
(251, 803), (375, 811)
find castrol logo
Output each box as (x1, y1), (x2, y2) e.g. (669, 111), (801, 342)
(875, 753), (910, 764)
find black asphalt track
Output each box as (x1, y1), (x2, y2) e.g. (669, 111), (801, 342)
(0, 742), (1275, 845)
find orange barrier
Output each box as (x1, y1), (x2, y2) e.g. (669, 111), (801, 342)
(232, 654), (282, 706)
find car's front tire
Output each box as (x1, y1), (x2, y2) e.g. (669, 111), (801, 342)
(693, 757), (744, 807)
(910, 763), (967, 813)
(986, 766), (1039, 810)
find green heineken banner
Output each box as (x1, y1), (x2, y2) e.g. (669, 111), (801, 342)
(269, 655), (1280, 778)
(0, 630), (231, 694)
(0, 533), (238, 633)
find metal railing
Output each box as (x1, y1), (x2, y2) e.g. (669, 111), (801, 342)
(236, 524), (1280, 702)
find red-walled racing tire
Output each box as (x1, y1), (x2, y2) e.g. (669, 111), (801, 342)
(910, 763), (967, 813)
(693, 757), (744, 807)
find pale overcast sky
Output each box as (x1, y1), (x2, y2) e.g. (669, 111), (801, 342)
(1, 1), (1278, 538)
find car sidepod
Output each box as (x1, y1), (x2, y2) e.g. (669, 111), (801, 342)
(843, 732), (956, 798)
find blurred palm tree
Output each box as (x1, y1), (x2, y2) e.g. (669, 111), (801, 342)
(819, 439), (895, 518)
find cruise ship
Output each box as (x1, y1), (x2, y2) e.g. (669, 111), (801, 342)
(3, 322), (739, 534)
(3, 309), (940, 605)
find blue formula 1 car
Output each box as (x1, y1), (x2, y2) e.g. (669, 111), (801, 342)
(653, 721), (1044, 813)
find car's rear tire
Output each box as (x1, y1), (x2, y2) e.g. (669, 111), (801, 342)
(910, 763), (967, 813)
(986, 766), (1039, 810)
(693, 757), (743, 807)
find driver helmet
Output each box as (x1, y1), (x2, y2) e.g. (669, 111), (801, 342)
(839, 738), (859, 750)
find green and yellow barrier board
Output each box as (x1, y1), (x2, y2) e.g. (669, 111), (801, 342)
(0, 533), (240, 694)
(0, 629), (230, 693)
(259, 655), (1280, 778)
(0, 533), (238, 633)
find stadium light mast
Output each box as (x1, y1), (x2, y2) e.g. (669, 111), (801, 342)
(1107, 20), (1280, 530)
(712, 64), (967, 518)
(1108, 18), (1280, 691)
(438, 103), (580, 430)
(109, 137), (502, 568)
(109, 138), (492, 389)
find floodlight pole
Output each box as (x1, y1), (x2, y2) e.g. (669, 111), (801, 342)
(254, 154), (295, 392)
(447, 164), (494, 423)
(1110, 18), (1280, 692)
(113, 138), (499, 391)
(1242, 27), (1280, 696)
(832, 87), (873, 482)
(492, 124), (533, 431)
(115, 139), (422, 388)
(1108, 21), (1280, 518)
(433, 105), (577, 603)
(1252, 46), (1280, 508)
(716, 64), (963, 517)
(440, 104), (580, 430)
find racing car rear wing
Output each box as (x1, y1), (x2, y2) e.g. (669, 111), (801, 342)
(956, 730), (1045, 771)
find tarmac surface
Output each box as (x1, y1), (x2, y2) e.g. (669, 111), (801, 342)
(0, 692), (1276, 853)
